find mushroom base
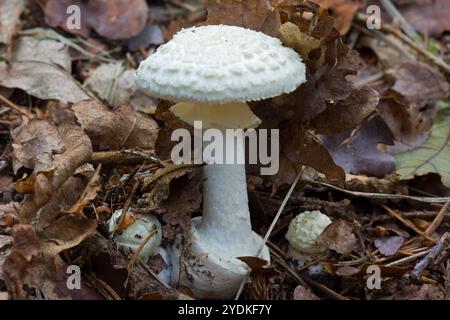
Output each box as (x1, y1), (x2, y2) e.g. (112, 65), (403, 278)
(169, 217), (270, 299)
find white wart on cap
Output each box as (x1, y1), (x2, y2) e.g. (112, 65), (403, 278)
(136, 25), (306, 104)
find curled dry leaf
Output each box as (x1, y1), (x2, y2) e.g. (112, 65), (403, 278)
(312, 87), (379, 135)
(12, 121), (93, 222)
(140, 164), (202, 238)
(0, 0), (25, 45)
(317, 219), (358, 255)
(72, 100), (158, 150)
(34, 167), (96, 232)
(68, 165), (102, 215)
(274, 122), (345, 187)
(205, 0), (281, 37)
(40, 214), (97, 258)
(380, 61), (449, 153)
(374, 236), (405, 256)
(0, 30), (90, 103)
(250, 1), (377, 185)
(310, 0), (362, 35)
(2, 223), (98, 299)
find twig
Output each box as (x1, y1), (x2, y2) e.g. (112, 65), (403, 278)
(385, 249), (430, 267)
(113, 182), (140, 234)
(234, 171), (302, 300)
(87, 273), (122, 300)
(425, 202), (450, 236)
(411, 232), (450, 280)
(382, 205), (436, 243)
(380, 0), (419, 40)
(307, 179), (450, 203)
(0, 93), (33, 118)
(127, 227), (158, 273)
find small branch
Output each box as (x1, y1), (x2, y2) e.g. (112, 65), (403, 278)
(382, 205), (436, 243)
(425, 202), (450, 236)
(90, 150), (165, 167)
(380, 0), (419, 40)
(307, 179), (450, 203)
(0, 93), (33, 118)
(411, 232), (450, 280)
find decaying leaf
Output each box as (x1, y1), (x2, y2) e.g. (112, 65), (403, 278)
(205, 0), (281, 37)
(0, 30), (91, 103)
(0, 0), (25, 45)
(321, 115), (396, 177)
(396, 0), (450, 36)
(395, 106), (450, 187)
(12, 121), (93, 222)
(311, 0), (362, 34)
(0, 235), (13, 280)
(293, 284), (320, 300)
(68, 165), (102, 215)
(40, 214), (97, 258)
(312, 87), (379, 135)
(374, 236), (405, 256)
(140, 164), (202, 237)
(2, 223), (98, 299)
(274, 123), (345, 187)
(86, 0), (149, 40)
(317, 219), (358, 255)
(40, 0), (149, 40)
(84, 62), (136, 107)
(72, 100), (158, 150)
(250, 1), (377, 186)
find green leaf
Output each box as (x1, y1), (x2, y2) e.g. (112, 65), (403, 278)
(395, 106), (450, 187)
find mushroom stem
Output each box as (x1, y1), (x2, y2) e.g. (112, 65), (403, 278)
(198, 162), (253, 255)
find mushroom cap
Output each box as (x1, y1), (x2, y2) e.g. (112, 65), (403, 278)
(136, 25), (306, 104)
(285, 210), (332, 255)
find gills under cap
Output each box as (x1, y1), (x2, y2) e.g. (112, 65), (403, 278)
(136, 25), (306, 104)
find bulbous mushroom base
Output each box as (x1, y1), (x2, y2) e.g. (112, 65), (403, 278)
(169, 217), (270, 299)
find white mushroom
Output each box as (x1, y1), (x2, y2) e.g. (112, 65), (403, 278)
(285, 211), (332, 265)
(136, 25), (306, 299)
(108, 209), (162, 259)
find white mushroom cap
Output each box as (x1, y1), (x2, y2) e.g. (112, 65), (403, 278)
(136, 25), (306, 104)
(108, 209), (162, 259)
(285, 211), (332, 255)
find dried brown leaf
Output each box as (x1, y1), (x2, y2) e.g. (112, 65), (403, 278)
(41, 214), (97, 258)
(72, 100), (158, 150)
(205, 0), (281, 37)
(317, 219), (357, 255)
(13, 122), (93, 222)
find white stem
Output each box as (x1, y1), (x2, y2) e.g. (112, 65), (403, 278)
(197, 133), (255, 257)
